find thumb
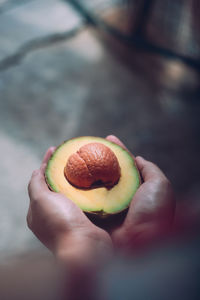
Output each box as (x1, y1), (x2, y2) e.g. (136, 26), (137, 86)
(106, 135), (136, 159)
(136, 156), (167, 182)
(28, 168), (51, 201)
(106, 135), (128, 151)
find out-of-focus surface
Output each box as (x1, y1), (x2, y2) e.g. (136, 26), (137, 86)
(0, 0), (200, 261)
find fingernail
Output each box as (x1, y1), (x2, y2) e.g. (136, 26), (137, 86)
(106, 134), (115, 139)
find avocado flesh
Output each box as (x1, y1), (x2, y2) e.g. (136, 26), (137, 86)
(45, 136), (140, 215)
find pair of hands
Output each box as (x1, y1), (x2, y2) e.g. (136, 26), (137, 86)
(27, 135), (175, 264)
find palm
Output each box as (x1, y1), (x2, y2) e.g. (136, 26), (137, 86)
(46, 192), (112, 247)
(27, 147), (112, 255)
(106, 135), (175, 249)
(29, 139), (175, 254)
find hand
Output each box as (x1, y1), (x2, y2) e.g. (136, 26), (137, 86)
(106, 135), (176, 250)
(27, 147), (112, 265)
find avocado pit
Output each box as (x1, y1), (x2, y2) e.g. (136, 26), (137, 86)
(64, 142), (121, 189)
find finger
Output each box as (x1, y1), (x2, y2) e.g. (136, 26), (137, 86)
(40, 147), (56, 174)
(135, 156), (167, 182)
(41, 147), (56, 165)
(40, 162), (49, 174)
(106, 135), (127, 149)
(28, 168), (50, 201)
(106, 135), (135, 159)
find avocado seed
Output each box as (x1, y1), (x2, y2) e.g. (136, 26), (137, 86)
(64, 142), (121, 188)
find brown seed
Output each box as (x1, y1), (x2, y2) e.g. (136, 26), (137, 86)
(64, 143), (121, 188)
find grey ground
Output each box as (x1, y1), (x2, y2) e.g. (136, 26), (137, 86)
(0, 0), (200, 259)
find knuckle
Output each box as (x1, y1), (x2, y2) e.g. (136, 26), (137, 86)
(31, 196), (39, 207)
(30, 191), (46, 207)
(30, 194), (41, 208)
(32, 169), (39, 177)
(28, 180), (32, 193)
(28, 169), (40, 194)
(26, 214), (32, 229)
(161, 177), (171, 187)
(155, 177), (171, 189)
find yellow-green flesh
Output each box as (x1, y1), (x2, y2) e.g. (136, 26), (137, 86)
(45, 136), (140, 214)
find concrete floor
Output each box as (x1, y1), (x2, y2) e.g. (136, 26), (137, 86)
(0, 0), (200, 259)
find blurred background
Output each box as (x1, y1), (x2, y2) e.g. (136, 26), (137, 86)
(0, 0), (200, 298)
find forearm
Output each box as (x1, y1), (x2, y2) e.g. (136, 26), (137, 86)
(58, 258), (97, 300)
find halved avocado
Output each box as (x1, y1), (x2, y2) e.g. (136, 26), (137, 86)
(45, 136), (140, 216)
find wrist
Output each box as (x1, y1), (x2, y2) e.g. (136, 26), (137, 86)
(54, 231), (113, 267)
(54, 231), (113, 300)
(54, 234), (103, 300)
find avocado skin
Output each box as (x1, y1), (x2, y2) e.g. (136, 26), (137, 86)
(45, 136), (141, 217)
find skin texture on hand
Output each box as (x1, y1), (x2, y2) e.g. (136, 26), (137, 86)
(27, 147), (112, 266)
(27, 136), (176, 259)
(27, 140), (176, 300)
(106, 135), (176, 250)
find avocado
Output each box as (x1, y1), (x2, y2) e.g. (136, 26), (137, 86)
(45, 136), (140, 216)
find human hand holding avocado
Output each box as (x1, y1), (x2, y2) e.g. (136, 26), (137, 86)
(27, 147), (112, 265)
(106, 135), (176, 250)
(27, 135), (175, 262)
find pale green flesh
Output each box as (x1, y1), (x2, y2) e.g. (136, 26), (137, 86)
(45, 136), (140, 214)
